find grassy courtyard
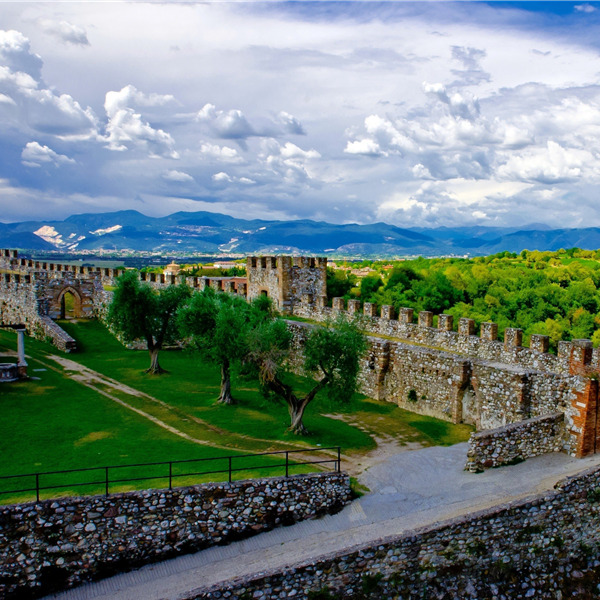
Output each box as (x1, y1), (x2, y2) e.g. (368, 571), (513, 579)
(0, 321), (473, 502)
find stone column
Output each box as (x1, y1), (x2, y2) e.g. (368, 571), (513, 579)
(332, 297), (345, 311)
(571, 339), (593, 365)
(399, 308), (413, 324)
(16, 329), (27, 378)
(504, 328), (523, 349)
(363, 302), (377, 317)
(381, 305), (395, 320)
(530, 334), (549, 354)
(347, 299), (360, 315)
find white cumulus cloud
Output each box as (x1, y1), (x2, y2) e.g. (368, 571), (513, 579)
(104, 85), (178, 157)
(162, 169), (194, 183)
(0, 30), (97, 138)
(199, 142), (241, 161)
(197, 103), (254, 140)
(21, 141), (76, 167)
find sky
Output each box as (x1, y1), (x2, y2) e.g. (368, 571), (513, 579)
(2, 1), (600, 229)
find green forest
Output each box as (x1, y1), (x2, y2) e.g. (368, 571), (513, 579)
(327, 248), (600, 351)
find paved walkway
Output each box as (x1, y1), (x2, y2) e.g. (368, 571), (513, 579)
(44, 444), (600, 600)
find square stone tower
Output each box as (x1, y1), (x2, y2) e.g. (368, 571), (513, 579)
(246, 256), (327, 313)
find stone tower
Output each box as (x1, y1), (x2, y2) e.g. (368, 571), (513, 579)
(246, 256), (327, 313)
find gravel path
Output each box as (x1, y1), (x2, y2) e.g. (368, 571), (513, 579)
(44, 444), (600, 600)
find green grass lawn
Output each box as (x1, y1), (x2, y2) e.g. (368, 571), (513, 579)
(0, 320), (473, 503)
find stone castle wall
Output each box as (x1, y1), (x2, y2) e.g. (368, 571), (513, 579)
(287, 319), (588, 457)
(465, 412), (566, 472)
(188, 464), (600, 600)
(0, 472), (350, 599)
(292, 299), (580, 375)
(289, 295), (600, 459)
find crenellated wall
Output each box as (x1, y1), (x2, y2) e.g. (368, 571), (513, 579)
(292, 299), (578, 375)
(287, 295), (599, 459)
(0, 250), (249, 353)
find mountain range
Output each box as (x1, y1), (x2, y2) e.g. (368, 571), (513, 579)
(1, 210), (600, 257)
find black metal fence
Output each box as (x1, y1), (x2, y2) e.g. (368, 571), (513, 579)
(0, 447), (341, 503)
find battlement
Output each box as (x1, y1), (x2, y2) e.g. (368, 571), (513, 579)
(246, 255), (327, 311)
(0, 248), (122, 283)
(246, 256), (327, 270)
(292, 298), (598, 378)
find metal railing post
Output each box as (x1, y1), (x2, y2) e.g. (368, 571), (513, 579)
(228, 456), (232, 483)
(35, 473), (39, 502)
(285, 451), (289, 477)
(169, 462), (173, 490)
(337, 447), (341, 472)
(105, 467), (109, 496)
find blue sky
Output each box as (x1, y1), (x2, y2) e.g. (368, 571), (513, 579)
(1, 1), (600, 229)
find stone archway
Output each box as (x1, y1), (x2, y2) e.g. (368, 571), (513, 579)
(57, 286), (83, 319)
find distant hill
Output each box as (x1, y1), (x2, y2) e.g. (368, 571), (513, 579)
(2, 210), (600, 256)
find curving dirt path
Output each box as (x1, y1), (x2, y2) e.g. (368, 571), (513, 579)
(45, 355), (340, 463)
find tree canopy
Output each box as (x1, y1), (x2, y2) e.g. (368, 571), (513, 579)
(107, 270), (190, 374)
(247, 316), (367, 434)
(177, 288), (271, 404)
(332, 248), (600, 351)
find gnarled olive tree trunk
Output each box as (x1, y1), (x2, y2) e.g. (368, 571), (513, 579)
(218, 359), (236, 405)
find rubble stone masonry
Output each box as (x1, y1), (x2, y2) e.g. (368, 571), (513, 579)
(189, 463), (600, 600)
(288, 295), (598, 460)
(0, 472), (350, 599)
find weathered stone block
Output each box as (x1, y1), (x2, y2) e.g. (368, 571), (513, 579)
(347, 299), (360, 314)
(480, 322), (498, 341)
(363, 302), (377, 317)
(438, 314), (453, 331)
(381, 305), (395, 320)
(399, 307), (413, 323)
(504, 328), (522, 349)
(418, 311), (433, 328)
(458, 318), (475, 336)
(530, 334), (549, 354)
(332, 297), (345, 311)
(571, 339), (593, 365)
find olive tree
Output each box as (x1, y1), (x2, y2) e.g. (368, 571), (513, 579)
(177, 288), (272, 404)
(107, 270), (190, 374)
(248, 316), (367, 434)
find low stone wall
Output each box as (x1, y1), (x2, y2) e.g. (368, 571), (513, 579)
(0, 472), (350, 599)
(35, 316), (76, 352)
(465, 412), (565, 473)
(189, 464), (600, 600)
